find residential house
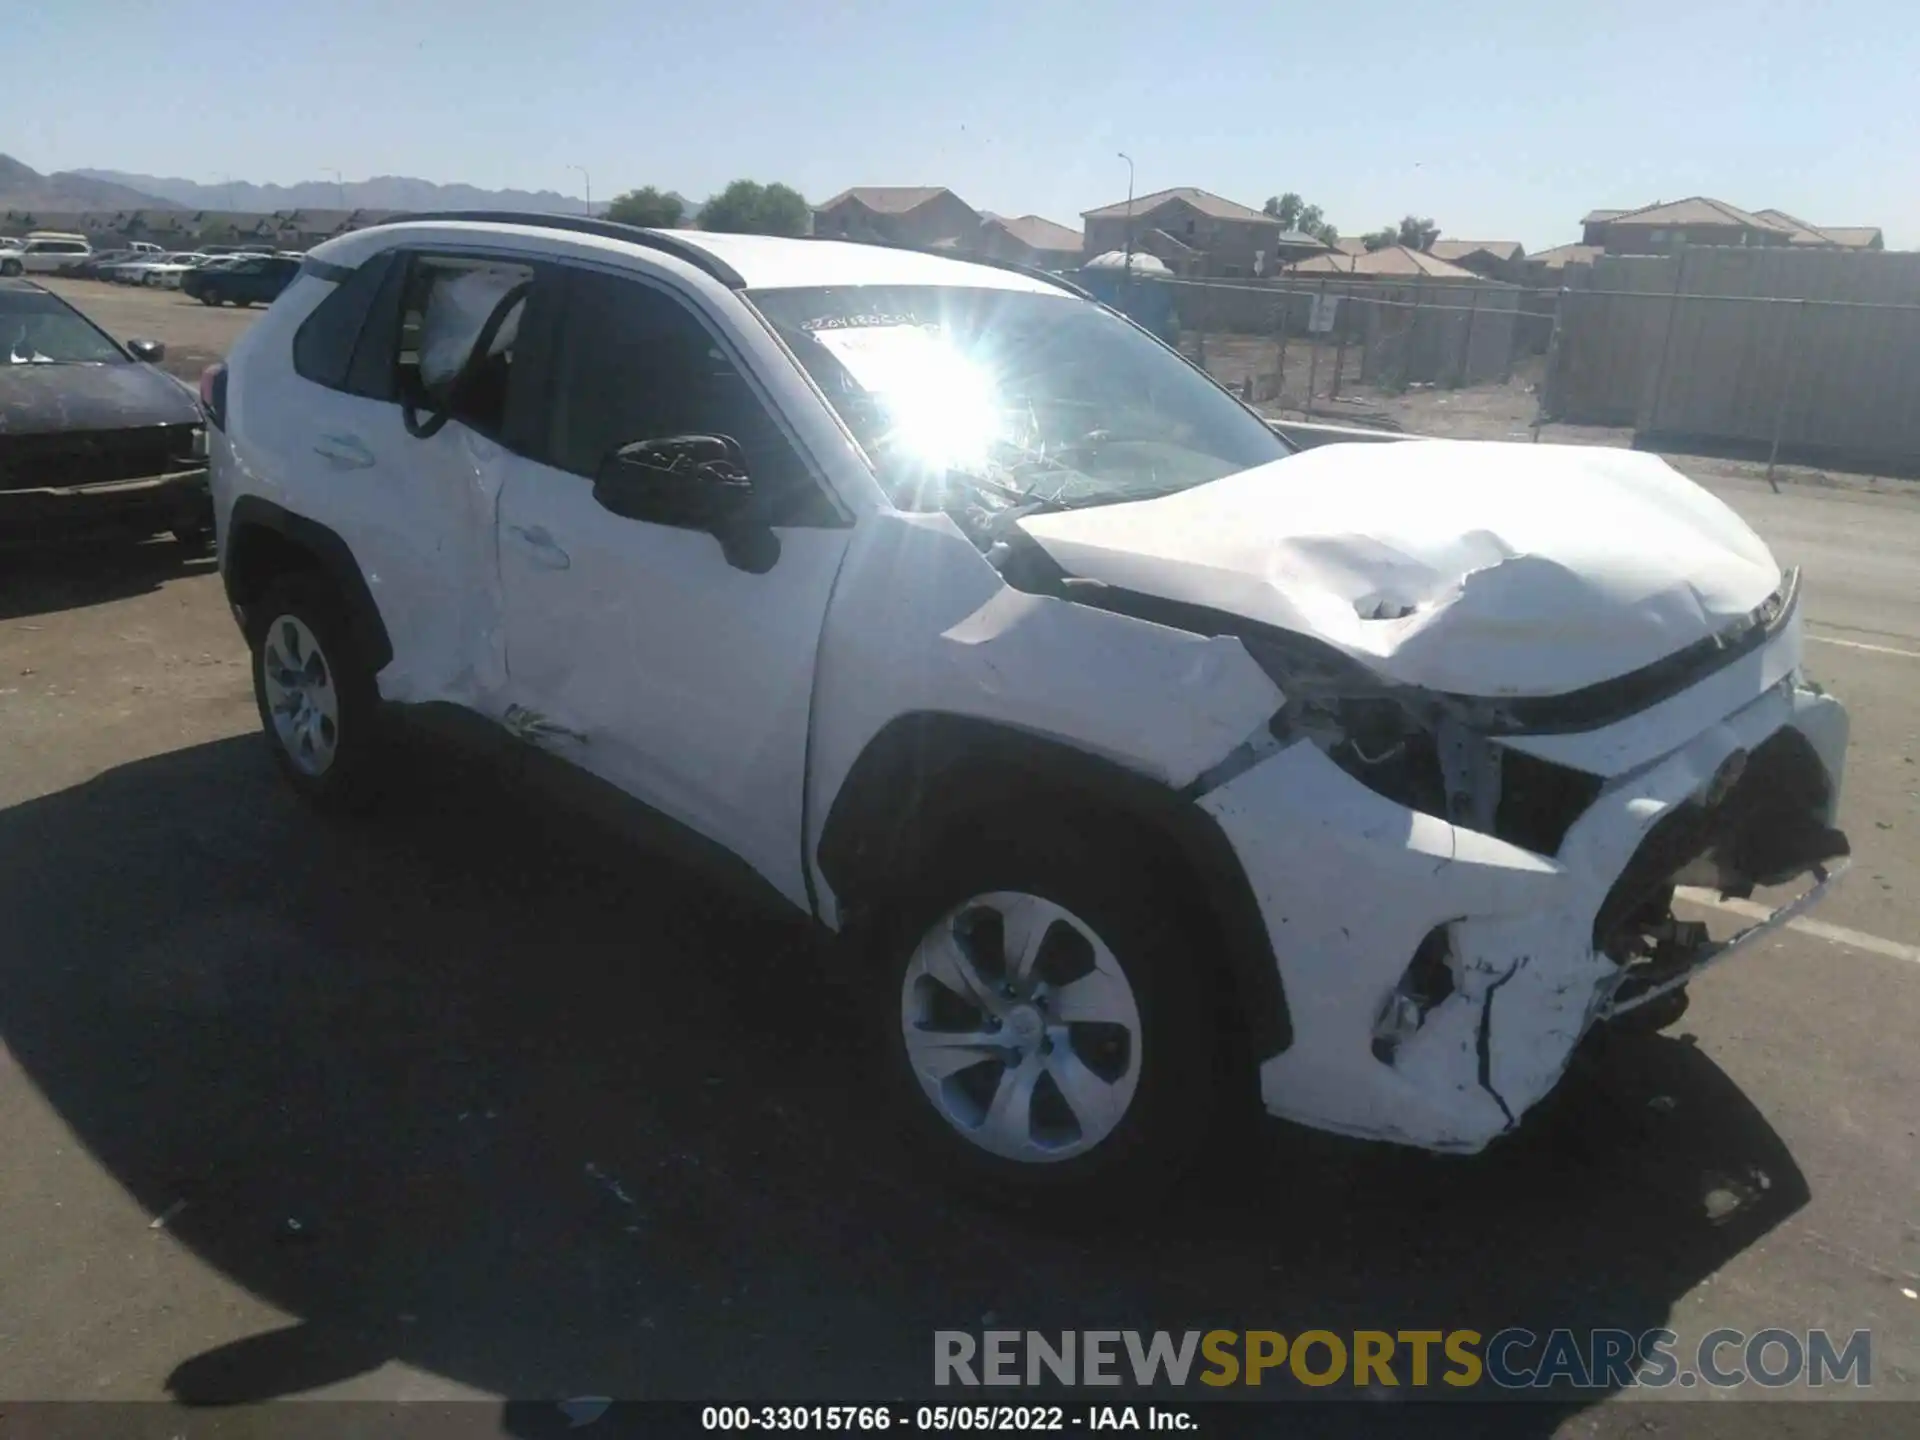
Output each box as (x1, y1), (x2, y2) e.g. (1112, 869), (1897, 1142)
(1272, 229), (1333, 266)
(812, 186), (981, 248)
(974, 212), (1082, 269)
(1522, 243), (1604, 284)
(1753, 210), (1885, 250)
(1080, 187), (1281, 278)
(1428, 239), (1526, 283)
(1288, 245), (1483, 280)
(1581, 198), (1797, 253)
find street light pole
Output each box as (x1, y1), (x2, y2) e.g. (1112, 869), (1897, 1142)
(1118, 151), (1136, 273)
(569, 166), (592, 216)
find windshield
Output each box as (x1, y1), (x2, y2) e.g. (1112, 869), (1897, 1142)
(746, 283), (1289, 512)
(1, 291), (127, 364)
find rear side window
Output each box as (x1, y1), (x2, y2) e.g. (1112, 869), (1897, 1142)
(291, 249), (399, 392)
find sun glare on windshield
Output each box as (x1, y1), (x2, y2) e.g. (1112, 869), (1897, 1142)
(808, 322), (1004, 472)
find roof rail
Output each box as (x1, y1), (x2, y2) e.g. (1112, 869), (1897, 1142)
(798, 233), (1092, 300)
(374, 211), (746, 289)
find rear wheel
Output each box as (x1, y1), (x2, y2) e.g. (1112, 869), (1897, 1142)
(871, 815), (1220, 1212)
(247, 575), (387, 812)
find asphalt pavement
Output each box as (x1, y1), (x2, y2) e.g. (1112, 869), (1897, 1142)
(0, 452), (1914, 1434)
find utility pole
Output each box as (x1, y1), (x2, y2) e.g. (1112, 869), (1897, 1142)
(324, 168), (345, 211)
(569, 165), (592, 216)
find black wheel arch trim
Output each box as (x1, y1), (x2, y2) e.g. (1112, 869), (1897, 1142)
(816, 711), (1292, 1060)
(223, 495), (394, 671)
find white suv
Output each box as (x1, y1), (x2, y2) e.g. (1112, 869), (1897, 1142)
(0, 234), (92, 276)
(206, 214), (1850, 1203)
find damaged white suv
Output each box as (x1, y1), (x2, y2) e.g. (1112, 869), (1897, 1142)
(206, 214), (1850, 1202)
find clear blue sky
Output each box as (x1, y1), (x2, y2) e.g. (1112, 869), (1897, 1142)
(7, 0), (1914, 247)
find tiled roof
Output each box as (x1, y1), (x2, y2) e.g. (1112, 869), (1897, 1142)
(1598, 197), (1794, 233)
(1429, 239), (1525, 263)
(985, 213), (1082, 251)
(1288, 245), (1484, 279)
(814, 186), (956, 215)
(1082, 186), (1271, 223)
(1527, 243), (1604, 269)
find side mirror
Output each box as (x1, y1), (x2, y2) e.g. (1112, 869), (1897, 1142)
(593, 434), (780, 573)
(127, 338), (166, 363)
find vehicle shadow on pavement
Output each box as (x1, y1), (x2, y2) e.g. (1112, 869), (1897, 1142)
(0, 538), (215, 621)
(0, 735), (1810, 1435)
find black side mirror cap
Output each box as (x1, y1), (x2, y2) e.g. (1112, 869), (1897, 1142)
(126, 338), (166, 363)
(593, 434), (780, 573)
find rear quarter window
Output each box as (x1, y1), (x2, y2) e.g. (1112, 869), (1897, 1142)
(291, 249), (399, 394)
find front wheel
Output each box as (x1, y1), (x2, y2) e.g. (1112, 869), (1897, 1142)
(872, 817), (1220, 1212)
(247, 575), (388, 812)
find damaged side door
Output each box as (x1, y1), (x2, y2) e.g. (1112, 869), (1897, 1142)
(493, 263), (853, 909)
(307, 247), (555, 709)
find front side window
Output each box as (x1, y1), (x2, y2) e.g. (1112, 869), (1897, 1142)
(1, 290), (127, 364)
(745, 283), (1289, 514)
(544, 269), (823, 520)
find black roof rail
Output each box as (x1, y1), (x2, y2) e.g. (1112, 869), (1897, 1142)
(798, 233), (1092, 300)
(374, 211), (746, 289)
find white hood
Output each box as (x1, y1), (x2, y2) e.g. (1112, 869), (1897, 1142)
(1018, 441), (1782, 697)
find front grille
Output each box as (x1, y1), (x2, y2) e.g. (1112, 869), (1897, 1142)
(0, 424), (201, 491)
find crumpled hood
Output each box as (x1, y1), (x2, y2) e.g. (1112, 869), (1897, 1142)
(1017, 441), (1783, 697)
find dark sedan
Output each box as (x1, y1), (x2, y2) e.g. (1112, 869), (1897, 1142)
(182, 254), (299, 308)
(0, 280), (211, 548)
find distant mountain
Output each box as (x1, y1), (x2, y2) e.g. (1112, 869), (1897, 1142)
(0, 155), (180, 212)
(69, 168), (598, 216)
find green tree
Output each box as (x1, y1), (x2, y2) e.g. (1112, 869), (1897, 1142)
(1265, 192), (1340, 247)
(1263, 192), (1306, 228)
(1361, 226), (1398, 252)
(697, 180), (810, 236)
(1395, 215), (1440, 251)
(605, 186), (685, 228)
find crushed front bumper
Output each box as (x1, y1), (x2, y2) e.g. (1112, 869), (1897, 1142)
(1197, 676), (1848, 1154)
(0, 467), (212, 547)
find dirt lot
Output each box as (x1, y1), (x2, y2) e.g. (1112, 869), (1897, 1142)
(0, 281), (1915, 1430)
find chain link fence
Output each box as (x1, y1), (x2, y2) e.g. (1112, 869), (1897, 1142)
(1150, 273), (1531, 425)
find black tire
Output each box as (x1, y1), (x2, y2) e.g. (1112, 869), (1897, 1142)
(198, 292), (218, 306)
(246, 574), (388, 813)
(867, 812), (1221, 1214)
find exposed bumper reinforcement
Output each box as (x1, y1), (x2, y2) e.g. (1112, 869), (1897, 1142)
(1604, 859), (1850, 1019)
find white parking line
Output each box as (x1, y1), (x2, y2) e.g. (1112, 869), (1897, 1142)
(1675, 888), (1920, 965)
(1807, 634), (1920, 660)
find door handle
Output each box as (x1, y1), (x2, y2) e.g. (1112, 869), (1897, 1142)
(508, 523), (571, 570)
(312, 433), (376, 469)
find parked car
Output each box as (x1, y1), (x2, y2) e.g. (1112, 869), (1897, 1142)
(205, 214), (1851, 1206)
(96, 255), (154, 285)
(0, 278), (211, 547)
(0, 234), (93, 276)
(182, 253), (300, 307)
(127, 241), (164, 255)
(141, 253), (210, 288)
(62, 248), (136, 279)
